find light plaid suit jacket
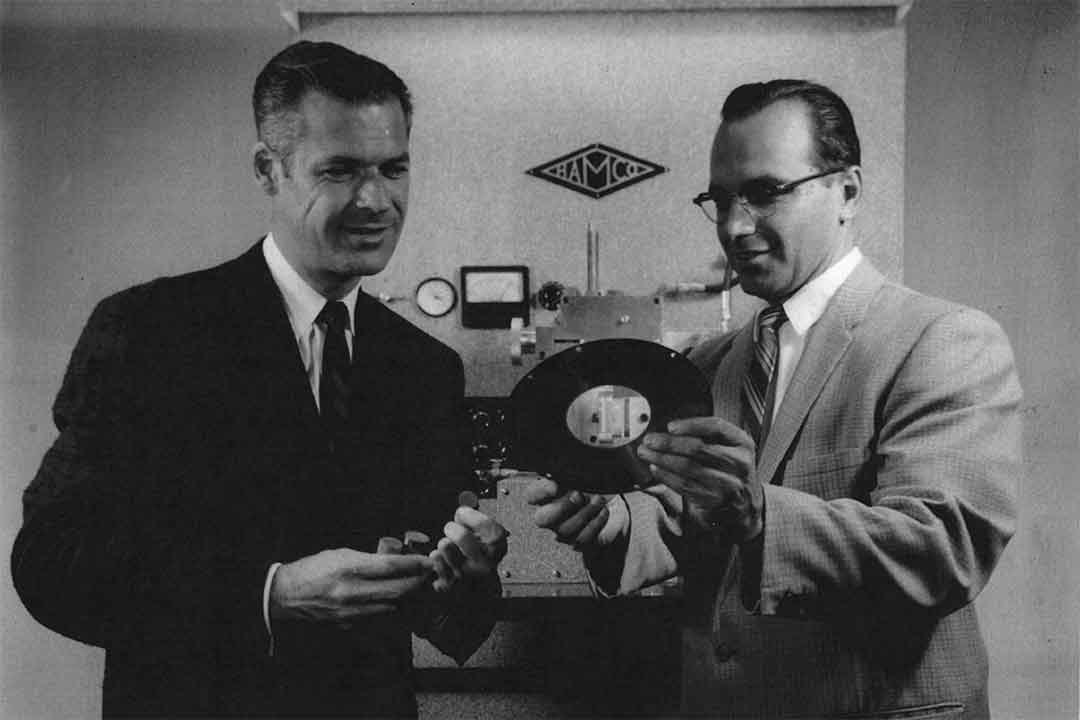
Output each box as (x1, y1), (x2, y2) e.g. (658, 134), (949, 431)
(615, 259), (1022, 719)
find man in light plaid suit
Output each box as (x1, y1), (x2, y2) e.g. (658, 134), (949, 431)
(528, 80), (1021, 720)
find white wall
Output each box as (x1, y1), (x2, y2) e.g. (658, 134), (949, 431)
(905, 2), (1079, 719)
(0, 3), (291, 718)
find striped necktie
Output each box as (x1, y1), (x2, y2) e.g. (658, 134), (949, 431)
(316, 301), (351, 434)
(742, 305), (787, 446)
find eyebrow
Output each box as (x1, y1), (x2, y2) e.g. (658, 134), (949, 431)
(319, 152), (411, 168)
(709, 174), (784, 193)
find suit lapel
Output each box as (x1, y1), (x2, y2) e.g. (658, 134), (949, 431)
(225, 240), (322, 432)
(756, 260), (885, 483)
(712, 324), (755, 423)
(344, 290), (426, 439)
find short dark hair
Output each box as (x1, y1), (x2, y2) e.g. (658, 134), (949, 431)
(252, 41), (413, 165)
(721, 80), (860, 169)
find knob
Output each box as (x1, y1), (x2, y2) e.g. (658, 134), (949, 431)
(536, 281), (566, 311)
(468, 408), (492, 430)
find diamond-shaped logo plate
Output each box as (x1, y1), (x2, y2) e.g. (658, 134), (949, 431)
(526, 143), (666, 199)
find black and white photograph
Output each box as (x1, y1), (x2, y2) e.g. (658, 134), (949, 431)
(1, 1), (1075, 718)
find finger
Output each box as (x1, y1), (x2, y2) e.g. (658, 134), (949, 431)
(454, 506), (510, 547)
(647, 462), (739, 509)
(444, 521), (506, 576)
(432, 536), (466, 583)
(524, 476), (561, 505)
(645, 462), (691, 497)
(350, 552), (435, 579)
(343, 574), (433, 604)
(554, 494), (607, 544)
(443, 520), (485, 561)
(453, 506), (493, 533)
(666, 416), (749, 443)
(638, 441), (750, 478)
(637, 444), (703, 480)
(641, 484), (685, 516)
(338, 603), (398, 622)
(639, 432), (707, 458)
(435, 535), (467, 567)
(429, 548), (456, 592)
(571, 501), (611, 549)
(453, 506), (487, 527)
(533, 490), (591, 529)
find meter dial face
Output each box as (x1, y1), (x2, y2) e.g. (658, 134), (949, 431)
(415, 276), (458, 317)
(463, 271), (526, 302)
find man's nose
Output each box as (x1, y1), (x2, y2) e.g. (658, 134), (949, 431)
(352, 177), (391, 211)
(721, 200), (757, 238)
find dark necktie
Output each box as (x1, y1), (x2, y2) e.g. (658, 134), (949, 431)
(316, 301), (351, 433)
(743, 305), (787, 447)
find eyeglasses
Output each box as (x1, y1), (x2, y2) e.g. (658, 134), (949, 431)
(692, 168), (845, 223)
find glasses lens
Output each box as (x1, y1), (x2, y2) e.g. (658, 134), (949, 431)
(741, 182), (782, 209)
(697, 182), (793, 223)
(707, 190), (739, 222)
(700, 198), (718, 223)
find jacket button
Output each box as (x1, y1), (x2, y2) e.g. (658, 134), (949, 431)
(713, 641), (736, 663)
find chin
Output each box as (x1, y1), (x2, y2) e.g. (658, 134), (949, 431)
(339, 248), (397, 277)
(345, 260), (392, 278)
(735, 272), (768, 299)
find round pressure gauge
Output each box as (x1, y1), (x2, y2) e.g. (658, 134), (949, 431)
(415, 276), (458, 318)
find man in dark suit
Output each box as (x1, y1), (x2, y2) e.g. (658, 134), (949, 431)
(12, 41), (507, 718)
(528, 81), (1021, 719)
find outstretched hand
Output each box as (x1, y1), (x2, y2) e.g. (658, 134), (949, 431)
(525, 477), (612, 551)
(636, 416), (763, 541)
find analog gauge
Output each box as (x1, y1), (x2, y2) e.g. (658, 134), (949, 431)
(414, 276), (458, 318)
(459, 265), (531, 329)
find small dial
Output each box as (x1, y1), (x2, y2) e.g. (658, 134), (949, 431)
(415, 276), (458, 318)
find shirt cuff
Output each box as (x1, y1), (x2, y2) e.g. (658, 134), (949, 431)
(263, 562), (283, 657)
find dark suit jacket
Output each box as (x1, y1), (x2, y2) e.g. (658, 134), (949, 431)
(12, 241), (476, 717)
(613, 260), (1022, 719)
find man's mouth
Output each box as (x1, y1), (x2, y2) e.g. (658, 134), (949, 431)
(342, 225), (390, 242)
(731, 248), (771, 264)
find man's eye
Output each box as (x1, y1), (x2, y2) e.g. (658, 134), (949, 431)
(742, 183), (782, 205)
(383, 163), (409, 180)
(322, 167), (353, 181)
(709, 189), (736, 206)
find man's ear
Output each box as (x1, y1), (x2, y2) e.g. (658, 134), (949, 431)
(839, 165), (862, 224)
(253, 142), (278, 196)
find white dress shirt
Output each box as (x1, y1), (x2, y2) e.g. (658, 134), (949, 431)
(263, 234), (359, 409)
(771, 246), (862, 411)
(259, 233), (361, 652)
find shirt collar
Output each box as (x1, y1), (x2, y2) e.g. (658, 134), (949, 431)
(779, 247), (863, 336)
(263, 233), (359, 339)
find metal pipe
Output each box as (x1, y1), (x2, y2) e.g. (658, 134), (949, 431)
(586, 224), (596, 295)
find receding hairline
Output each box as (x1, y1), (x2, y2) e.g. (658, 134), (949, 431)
(712, 97), (822, 166)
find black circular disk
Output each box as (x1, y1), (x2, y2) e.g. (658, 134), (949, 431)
(508, 338), (713, 494)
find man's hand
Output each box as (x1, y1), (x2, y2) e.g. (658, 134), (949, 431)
(524, 477), (611, 551)
(270, 548), (434, 626)
(429, 507), (508, 593)
(636, 416), (763, 542)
